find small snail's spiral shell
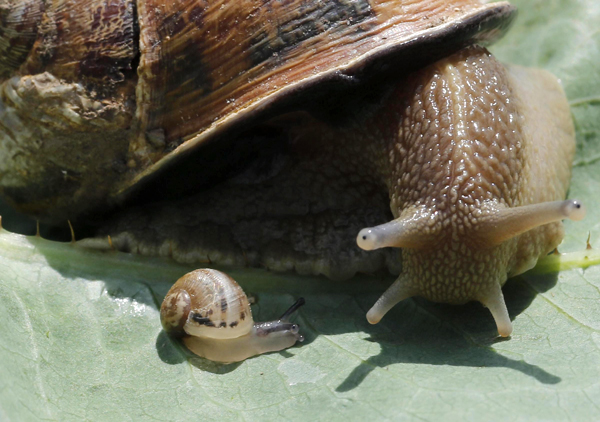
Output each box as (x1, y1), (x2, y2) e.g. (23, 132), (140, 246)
(160, 269), (253, 339)
(160, 288), (191, 335)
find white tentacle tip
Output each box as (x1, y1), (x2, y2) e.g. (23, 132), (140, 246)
(366, 308), (383, 325)
(357, 228), (378, 251)
(564, 199), (585, 221)
(498, 330), (512, 338)
(497, 321), (513, 338)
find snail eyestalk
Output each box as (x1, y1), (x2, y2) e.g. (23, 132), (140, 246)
(477, 200), (585, 246)
(279, 297), (305, 321)
(357, 210), (438, 251)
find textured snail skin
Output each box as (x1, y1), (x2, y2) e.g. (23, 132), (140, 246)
(353, 47), (581, 336)
(160, 269), (303, 363)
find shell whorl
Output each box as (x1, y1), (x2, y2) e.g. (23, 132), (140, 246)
(0, 0), (43, 77)
(160, 269), (254, 340)
(160, 288), (191, 335)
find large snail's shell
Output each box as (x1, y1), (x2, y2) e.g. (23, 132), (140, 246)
(126, 0), (516, 196)
(0, 0), (515, 221)
(0, 0), (43, 77)
(160, 269), (254, 340)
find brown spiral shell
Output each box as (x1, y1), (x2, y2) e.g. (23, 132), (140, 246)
(127, 0), (516, 196)
(160, 269), (254, 339)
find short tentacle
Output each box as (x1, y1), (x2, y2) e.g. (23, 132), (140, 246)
(479, 284), (512, 337)
(366, 274), (416, 324)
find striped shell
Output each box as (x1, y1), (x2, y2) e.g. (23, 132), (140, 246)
(160, 269), (254, 339)
(0, 0), (515, 222)
(0, 0), (43, 78)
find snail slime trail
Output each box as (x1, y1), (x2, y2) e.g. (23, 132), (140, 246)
(160, 269), (304, 363)
(0, 0), (582, 337)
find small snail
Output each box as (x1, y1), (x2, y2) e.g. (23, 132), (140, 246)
(160, 269), (304, 363)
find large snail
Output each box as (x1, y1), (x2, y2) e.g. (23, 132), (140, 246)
(0, 0), (584, 337)
(160, 269), (304, 363)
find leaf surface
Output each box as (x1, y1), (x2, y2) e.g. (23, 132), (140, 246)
(1, 0), (599, 420)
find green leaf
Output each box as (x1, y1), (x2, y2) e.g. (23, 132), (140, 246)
(1, 0), (599, 420)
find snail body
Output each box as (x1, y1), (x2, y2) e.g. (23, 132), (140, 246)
(0, 1), (584, 337)
(351, 47), (585, 336)
(160, 269), (304, 363)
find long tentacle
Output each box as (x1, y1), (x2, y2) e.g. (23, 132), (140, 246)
(478, 199), (585, 246)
